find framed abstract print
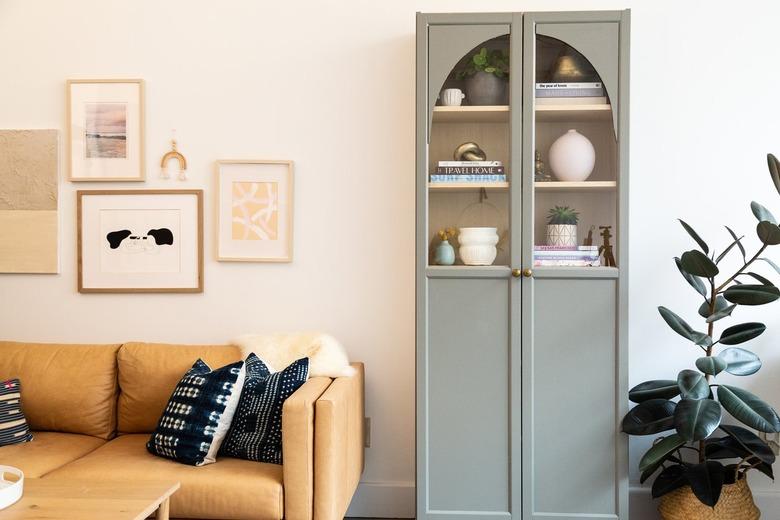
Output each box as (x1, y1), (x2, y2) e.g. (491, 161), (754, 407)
(77, 190), (203, 293)
(67, 79), (145, 181)
(216, 160), (294, 262)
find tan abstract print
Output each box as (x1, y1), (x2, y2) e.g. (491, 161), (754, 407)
(232, 181), (279, 240)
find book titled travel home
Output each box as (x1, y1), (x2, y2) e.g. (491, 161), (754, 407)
(435, 166), (505, 175)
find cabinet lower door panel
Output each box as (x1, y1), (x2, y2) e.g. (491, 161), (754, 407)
(526, 278), (618, 520)
(425, 277), (511, 517)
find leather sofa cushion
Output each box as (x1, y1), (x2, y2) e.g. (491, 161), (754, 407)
(117, 342), (242, 433)
(44, 434), (284, 520)
(0, 431), (105, 477)
(0, 341), (120, 439)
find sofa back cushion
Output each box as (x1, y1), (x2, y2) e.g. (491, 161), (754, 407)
(0, 341), (121, 439)
(117, 342), (242, 433)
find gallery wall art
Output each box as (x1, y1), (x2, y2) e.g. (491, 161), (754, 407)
(216, 160), (294, 262)
(0, 129), (59, 273)
(67, 79), (145, 181)
(77, 190), (203, 293)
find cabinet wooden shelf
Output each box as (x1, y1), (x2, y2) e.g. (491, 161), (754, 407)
(432, 105), (508, 123)
(535, 102), (612, 122)
(431, 102), (612, 124)
(427, 181), (616, 192)
(535, 180), (616, 192)
(428, 181), (509, 192)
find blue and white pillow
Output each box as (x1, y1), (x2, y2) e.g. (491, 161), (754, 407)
(0, 379), (33, 446)
(147, 359), (245, 466)
(221, 355), (309, 464)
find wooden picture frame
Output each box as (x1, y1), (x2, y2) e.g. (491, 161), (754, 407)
(67, 79), (145, 181)
(215, 160), (294, 262)
(77, 190), (203, 293)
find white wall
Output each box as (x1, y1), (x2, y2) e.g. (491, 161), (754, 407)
(2, 0), (780, 517)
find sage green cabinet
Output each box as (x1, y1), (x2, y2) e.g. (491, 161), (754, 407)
(416, 10), (630, 520)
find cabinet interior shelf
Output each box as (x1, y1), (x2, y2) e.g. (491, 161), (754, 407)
(426, 265), (619, 279)
(428, 181), (615, 192)
(432, 103), (612, 123)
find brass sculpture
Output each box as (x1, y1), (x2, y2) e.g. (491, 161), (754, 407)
(454, 142), (487, 162)
(598, 226), (616, 267)
(534, 149), (553, 182)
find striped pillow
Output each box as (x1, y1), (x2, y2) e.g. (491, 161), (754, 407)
(0, 379), (33, 446)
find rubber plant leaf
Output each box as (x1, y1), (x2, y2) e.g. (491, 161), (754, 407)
(621, 399), (676, 436)
(720, 347), (762, 376)
(673, 398), (722, 441)
(717, 385), (780, 432)
(680, 250), (719, 278)
(629, 380), (680, 403)
(724, 284), (780, 306)
(678, 219), (709, 254)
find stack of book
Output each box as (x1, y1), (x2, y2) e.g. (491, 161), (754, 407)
(535, 82), (607, 105)
(533, 245), (601, 267)
(430, 161), (506, 184)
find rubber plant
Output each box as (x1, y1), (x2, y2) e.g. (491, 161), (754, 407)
(622, 154), (780, 507)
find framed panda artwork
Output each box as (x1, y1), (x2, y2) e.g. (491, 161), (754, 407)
(77, 190), (203, 293)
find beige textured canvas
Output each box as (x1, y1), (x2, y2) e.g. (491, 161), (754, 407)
(0, 129), (59, 273)
(0, 130), (58, 210)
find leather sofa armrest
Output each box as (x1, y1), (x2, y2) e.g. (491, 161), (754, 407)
(282, 376), (332, 520)
(314, 363), (365, 520)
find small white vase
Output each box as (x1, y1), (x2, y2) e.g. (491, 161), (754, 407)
(546, 224), (578, 247)
(548, 129), (596, 182)
(458, 227), (499, 265)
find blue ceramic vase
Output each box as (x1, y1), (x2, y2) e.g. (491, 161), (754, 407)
(434, 240), (456, 265)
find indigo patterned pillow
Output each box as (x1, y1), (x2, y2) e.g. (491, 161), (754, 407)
(221, 355), (309, 464)
(0, 379), (33, 446)
(147, 359), (245, 466)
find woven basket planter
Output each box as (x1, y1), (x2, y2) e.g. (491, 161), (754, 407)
(658, 478), (760, 520)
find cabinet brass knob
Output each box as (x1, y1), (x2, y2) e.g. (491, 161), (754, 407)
(511, 268), (523, 278)
(522, 268), (533, 278)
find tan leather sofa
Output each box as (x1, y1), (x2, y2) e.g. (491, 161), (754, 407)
(0, 341), (365, 520)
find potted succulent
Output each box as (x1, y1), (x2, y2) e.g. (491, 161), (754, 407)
(622, 154), (780, 519)
(456, 47), (509, 106)
(546, 206), (579, 247)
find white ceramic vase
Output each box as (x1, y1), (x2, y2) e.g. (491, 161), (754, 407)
(548, 129), (595, 182)
(546, 224), (578, 247)
(458, 227), (499, 266)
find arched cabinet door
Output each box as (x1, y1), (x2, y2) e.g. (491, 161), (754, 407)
(521, 10), (630, 520)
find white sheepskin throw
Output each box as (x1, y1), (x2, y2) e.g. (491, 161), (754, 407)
(232, 333), (356, 378)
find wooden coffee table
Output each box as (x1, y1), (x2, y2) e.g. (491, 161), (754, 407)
(0, 479), (180, 519)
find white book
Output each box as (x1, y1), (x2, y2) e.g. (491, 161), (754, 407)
(536, 82), (603, 89)
(437, 161), (503, 167)
(535, 96), (608, 105)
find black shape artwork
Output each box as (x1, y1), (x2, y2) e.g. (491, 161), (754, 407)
(147, 228), (174, 246)
(107, 229), (132, 249)
(106, 228), (174, 250)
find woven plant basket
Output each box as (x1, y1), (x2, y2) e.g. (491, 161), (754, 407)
(658, 477), (760, 520)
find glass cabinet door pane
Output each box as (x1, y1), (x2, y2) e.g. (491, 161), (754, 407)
(531, 34), (618, 270)
(427, 31), (511, 267)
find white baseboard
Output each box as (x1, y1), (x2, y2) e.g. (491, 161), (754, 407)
(346, 480), (415, 518)
(630, 486), (780, 519)
(347, 483), (780, 518)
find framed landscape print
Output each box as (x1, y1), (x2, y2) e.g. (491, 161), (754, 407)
(216, 160), (293, 262)
(77, 190), (203, 293)
(67, 79), (145, 181)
